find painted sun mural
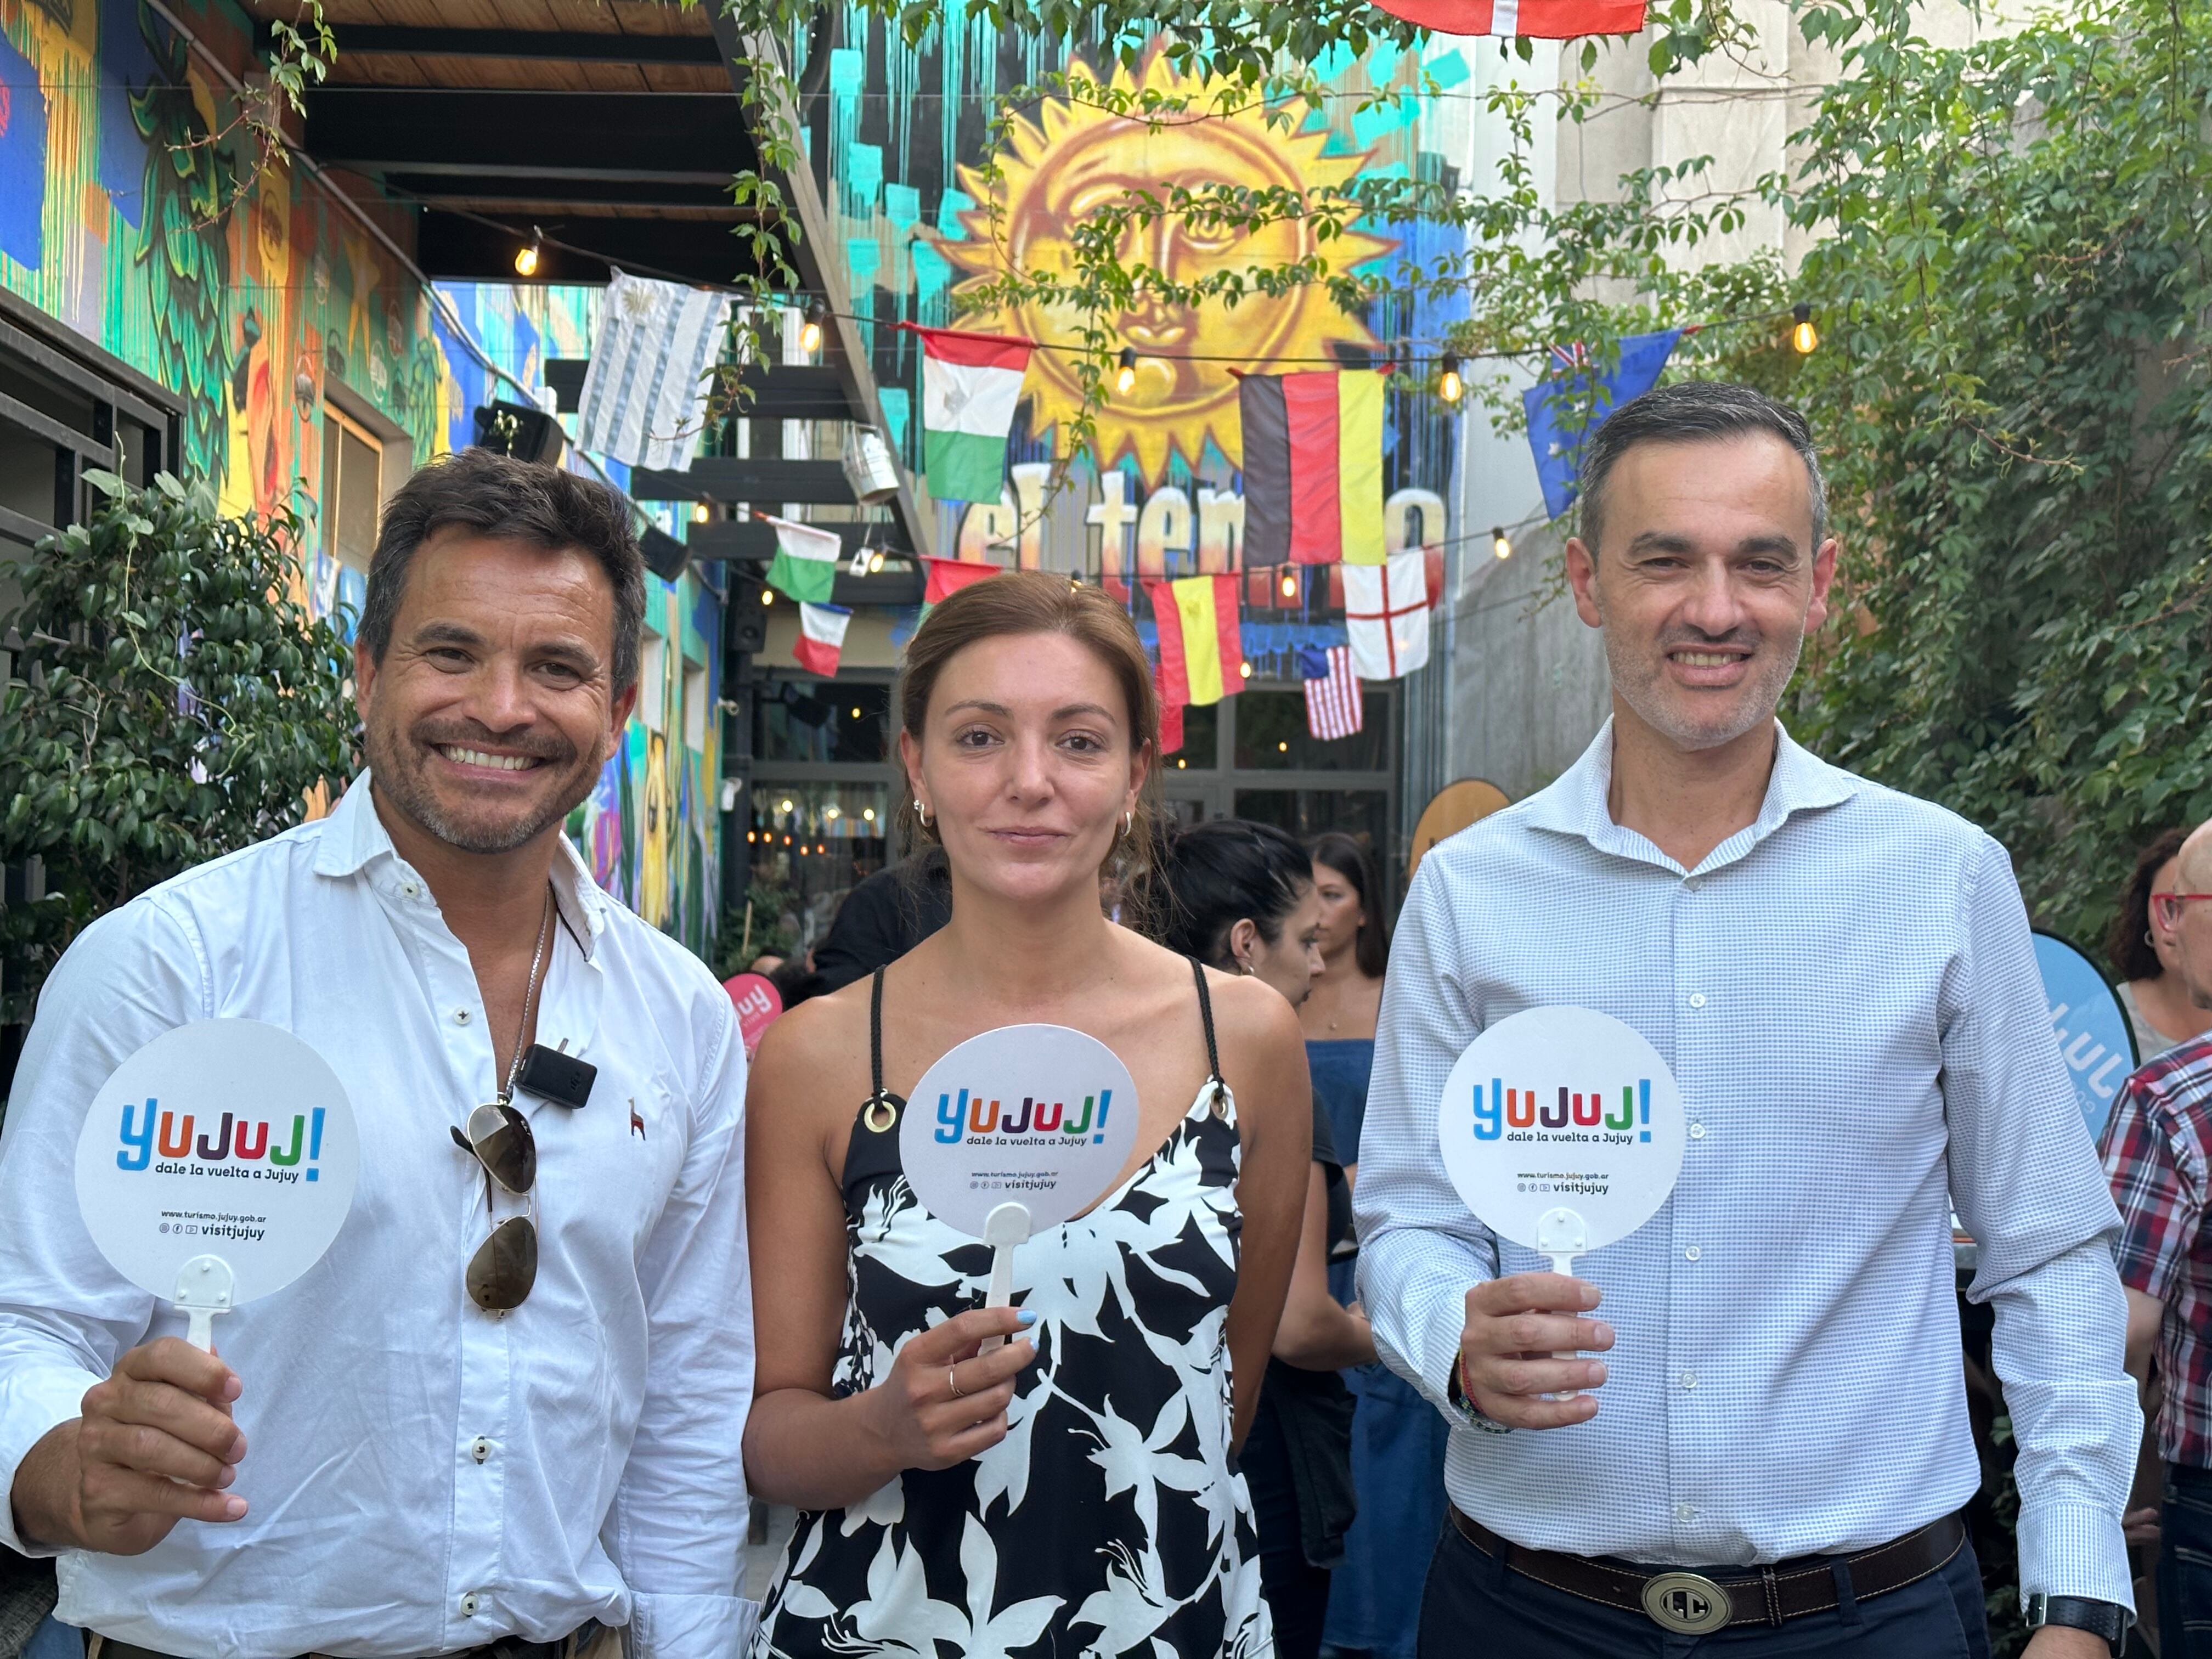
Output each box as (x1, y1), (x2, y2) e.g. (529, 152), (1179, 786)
(943, 50), (1393, 485)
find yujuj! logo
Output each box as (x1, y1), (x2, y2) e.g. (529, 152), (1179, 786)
(1472, 1077), (1652, 1143)
(934, 1087), (1115, 1146)
(114, 1100), (330, 1180)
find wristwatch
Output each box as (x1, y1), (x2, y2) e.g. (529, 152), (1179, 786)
(2024, 1592), (2132, 1653)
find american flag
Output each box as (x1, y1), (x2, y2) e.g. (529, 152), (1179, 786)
(1299, 645), (1364, 741)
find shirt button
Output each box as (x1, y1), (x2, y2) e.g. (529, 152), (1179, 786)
(453, 1008), (472, 1025)
(459, 1593), (481, 1617)
(1684, 1245), (1702, 1261)
(1689, 1122), (1707, 1140)
(400, 881), (420, 899)
(1684, 876), (1702, 893)
(1674, 1502), (1696, 1522)
(1688, 992), (1707, 1009)
(470, 1436), (492, 1464)
(1680, 1371), (1699, 1389)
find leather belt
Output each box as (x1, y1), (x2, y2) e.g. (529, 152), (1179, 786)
(91, 1627), (599, 1659)
(1449, 1506), (1966, 1635)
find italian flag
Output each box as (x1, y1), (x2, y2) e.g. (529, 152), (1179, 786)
(911, 324), (1035, 504)
(765, 515), (842, 604)
(794, 602), (851, 678)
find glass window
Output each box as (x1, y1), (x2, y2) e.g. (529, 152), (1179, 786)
(754, 679), (891, 764)
(1233, 688), (1390, 771)
(743, 781), (895, 956)
(320, 407), (383, 571)
(1234, 788), (1391, 866)
(1162, 701), (1218, 772)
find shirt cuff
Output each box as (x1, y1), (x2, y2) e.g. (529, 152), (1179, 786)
(624, 1590), (759, 1658)
(1372, 1277), (1479, 1431)
(2015, 1499), (2136, 1611)
(0, 1363), (100, 1558)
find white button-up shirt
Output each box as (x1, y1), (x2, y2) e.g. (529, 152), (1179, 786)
(1356, 721), (2139, 1605)
(0, 776), (755, 1656)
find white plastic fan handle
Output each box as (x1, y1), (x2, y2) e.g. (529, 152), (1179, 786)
(173, 1254), (235, 1353)
(975, 1201), (1032, 1354)
(1536, 1207), (1588, 1398)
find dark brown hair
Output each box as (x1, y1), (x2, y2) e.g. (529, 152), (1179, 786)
(359, 447), (646, 693)
(1310, 830), (1389, 980)
(2109, 827), (2190, 981)
(895, 572), (1164, 927)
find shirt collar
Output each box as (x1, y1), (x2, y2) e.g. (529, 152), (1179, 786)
(1525, 716), (1858, 874)
(313, 771), (611, 960)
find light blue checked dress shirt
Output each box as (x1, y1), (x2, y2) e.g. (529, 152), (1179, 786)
(1355, 720), (2139, 1606)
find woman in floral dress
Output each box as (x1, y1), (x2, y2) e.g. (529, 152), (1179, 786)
(744, 572), (1311, 1658)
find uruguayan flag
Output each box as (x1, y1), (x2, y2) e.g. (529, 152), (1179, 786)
(573, 269), (732, 472)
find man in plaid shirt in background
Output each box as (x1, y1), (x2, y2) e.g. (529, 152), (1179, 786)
(2101, 816), (2212, 1657)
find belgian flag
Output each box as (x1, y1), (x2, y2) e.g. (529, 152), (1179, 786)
(1237, 368), (1388, 567)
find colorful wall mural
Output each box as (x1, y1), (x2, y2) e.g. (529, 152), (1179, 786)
(805, 18), (1470, 675)
(0, 0), (723, 958)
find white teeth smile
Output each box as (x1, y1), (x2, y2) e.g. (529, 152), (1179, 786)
(1672, 652), (1740, 667)
(441, 746), (539, 772)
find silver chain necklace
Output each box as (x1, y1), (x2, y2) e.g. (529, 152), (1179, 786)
(499, 888), (555, 1105)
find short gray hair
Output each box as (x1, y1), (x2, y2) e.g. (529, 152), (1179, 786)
(357, 448), (646, 694)
(1578, 381), (1827, 556)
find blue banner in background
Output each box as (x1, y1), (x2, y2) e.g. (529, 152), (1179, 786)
(2032, 931), (2141, 1142)
(1523, 329), (1684, 520)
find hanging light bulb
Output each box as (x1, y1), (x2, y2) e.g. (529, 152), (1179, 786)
(1790, 302), (1819, 356)
(1438, 354), (1464, 405)
(691, 502), (710, 524)
(1115, 346), (1138, 396)
(1491, 526), (1513, 560)
(1239, 660), (1253, 679)
(801, 298), (826, 356)
(760, 588), (774, 606)
(868, 550), (884, 574)
(1279, 571), (1298, 599)
(514, 236), (542, 278)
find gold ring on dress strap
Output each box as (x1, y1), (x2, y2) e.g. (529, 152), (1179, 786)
(863, 1093), (897, 1133)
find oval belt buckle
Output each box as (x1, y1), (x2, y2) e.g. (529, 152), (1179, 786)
(1641, 1571), (1733, 1635)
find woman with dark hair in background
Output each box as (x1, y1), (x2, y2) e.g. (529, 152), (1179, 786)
(744, 574), (1308, 1659)
(2111, 828), (2212, 1059)
(1297, 834), (1449, 1659)
(1163, 820), (1374, 1659)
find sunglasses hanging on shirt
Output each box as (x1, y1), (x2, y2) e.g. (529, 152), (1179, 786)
(448, 887), (558, 1315)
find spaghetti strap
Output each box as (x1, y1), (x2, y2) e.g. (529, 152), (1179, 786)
(1190, 956), (1226, 1098)
(855, 968), (899, 1138)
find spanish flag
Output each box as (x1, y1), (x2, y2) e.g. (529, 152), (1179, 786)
(1237, 368), (1387, 567)
(1146, 575), (1245, 709)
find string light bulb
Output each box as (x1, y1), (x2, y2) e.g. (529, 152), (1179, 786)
(1239, 660), (1253, 679)
(760, 587), (773, 605)
(1279, 571), (1298, 599)
(692, 503), (710, 524)
(514, 236), (541, 278)
(1115, 346), (1138, 396)
(1438, 354), (1464, 405)
(801, 299), (826, 356)
(1491, 526), (1513, 560)
(1790, 302), (1819, 356)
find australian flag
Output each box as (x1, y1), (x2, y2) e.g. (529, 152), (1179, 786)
(1523, 329), (1683, 520)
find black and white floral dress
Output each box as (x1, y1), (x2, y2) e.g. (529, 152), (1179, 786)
(751, 963), (1273, 1659)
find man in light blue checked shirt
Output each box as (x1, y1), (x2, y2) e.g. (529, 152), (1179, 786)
(1356, 382), (2139, 1658)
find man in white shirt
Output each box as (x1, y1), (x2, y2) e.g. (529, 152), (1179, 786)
(0, 448), (754, 1658)
(1356, 383), (2136, 1657)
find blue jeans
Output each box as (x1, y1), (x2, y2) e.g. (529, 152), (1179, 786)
(1417, 1520), (1993, 1657)
(2163, 1463), (2212, 1658)
(23, 1617), (83, 1659)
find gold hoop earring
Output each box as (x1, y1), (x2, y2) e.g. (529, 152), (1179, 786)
(914, 798), (930, 828)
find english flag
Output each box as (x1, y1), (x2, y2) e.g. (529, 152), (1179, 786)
(1368, 0), (1645, 35)
(793, 602), (851, 678)
(1299, 645), (1364, 741)
(1344, 550), (1432, 681)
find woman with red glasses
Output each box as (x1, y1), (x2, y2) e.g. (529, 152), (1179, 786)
(2109, 830), (2212, 1059)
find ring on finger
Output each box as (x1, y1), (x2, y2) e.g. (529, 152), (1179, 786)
(948, 1364), (967, 1400)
